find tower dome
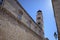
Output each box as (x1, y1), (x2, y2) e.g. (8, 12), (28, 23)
(37, 10), (42, 12)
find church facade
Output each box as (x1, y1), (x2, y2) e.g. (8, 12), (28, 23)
(0, 0), (44, 40)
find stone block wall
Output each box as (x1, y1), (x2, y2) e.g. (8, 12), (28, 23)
(0, 10), (42, 40)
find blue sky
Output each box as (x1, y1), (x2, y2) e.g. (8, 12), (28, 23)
(18, 0), (57, 40)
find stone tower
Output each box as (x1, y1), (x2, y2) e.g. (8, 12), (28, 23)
(36, 10), (43, 30)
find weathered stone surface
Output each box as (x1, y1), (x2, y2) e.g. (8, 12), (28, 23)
(52, 0), (60, 40)
(0, 11), (42, 40)
(0, 0), (44, 40)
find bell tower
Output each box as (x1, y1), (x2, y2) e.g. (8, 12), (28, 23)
(36, 10), (43, 30)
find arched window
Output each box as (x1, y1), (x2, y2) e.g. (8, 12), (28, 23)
(18, 10), (23, 20)
(38, 22), (41, 25)
(0, 0), (3, 5)
(37, 17), (41, 20)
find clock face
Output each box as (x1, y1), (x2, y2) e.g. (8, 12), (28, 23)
(0, 0), (3, 5)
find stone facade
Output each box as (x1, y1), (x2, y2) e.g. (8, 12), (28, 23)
(52, 0), (60, 40)
(0, 0), (44, 40)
